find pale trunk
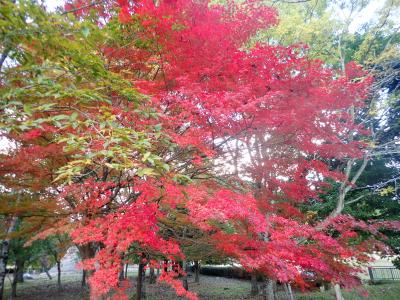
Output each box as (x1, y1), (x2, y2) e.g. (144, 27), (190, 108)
(125, 264), (129, 279)
(283, 283), (295, 300)
(334, 284), (345, 300)
(0, 217), (17, 300)
(262, 279), (275, 300)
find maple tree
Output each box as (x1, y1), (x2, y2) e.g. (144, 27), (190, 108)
(1, 1), (399, 300)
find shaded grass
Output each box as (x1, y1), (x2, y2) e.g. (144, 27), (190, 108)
(297, 282), (400, 300)
(3, 273), (400, 300)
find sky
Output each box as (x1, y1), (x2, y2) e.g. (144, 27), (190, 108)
(347, 0), (386, 33)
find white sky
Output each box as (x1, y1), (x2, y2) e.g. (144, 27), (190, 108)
(42, 0), (64, 11)
(348, 1), (385, 32)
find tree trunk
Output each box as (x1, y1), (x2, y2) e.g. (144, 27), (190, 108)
(334, 283), (344, 300)
(77, 243), (97, 287)
(149, 267), (156, 284)
(163, 259), (168, 273)
(262, 279), (275, 300)
(42, 265), (52, 280)
(125, 264), (129, 279)
(57, 260), (62, 291)
(287, 283), (295, 300)
(182, 261), (188, 291)
(250, 272), (259, 296)
(81, 270), (87, 287)
(16, 258), (24, 284)
(0, 217), (17, 300)
(194, 261), (199, 283)
(16, 267), (24, 283)
(119, 262), (125, 282)
(136, 258), (146, 300)
(11, 258), (24, 299)
(11, 270), (17, 299)
(283, 283), (295, 300)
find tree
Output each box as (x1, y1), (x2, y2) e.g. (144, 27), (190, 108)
(65, 0), (396, 298)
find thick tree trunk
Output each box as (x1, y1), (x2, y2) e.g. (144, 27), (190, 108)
(182, 261), (188, 291)
(149, 267), (156, 284)
(0, 217), (17, 300)
(57, 260), (62, 291)
(194, 261), (199, 283)
(136, 257), (146, 300)
(283, 283), (295, 300)
(262, 279), (275, 300)
(250, 272), (259, 296)
(11, 258), (24, 299)
(11, 271), (17, 299)
(16, 259), (24, 283)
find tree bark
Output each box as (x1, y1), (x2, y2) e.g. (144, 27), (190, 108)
(0, 217), (17, 300)
(125, 264), (129, 279)
(163, 259), (168, 273)
(149, 267), (156, 284)
(283, 283), (295, 300)
(287, 283), (295, 300)
(16, 260), (24, 283)
(81, 270), (87, 287)
(119, 262), (125, 283)
(42, 263), (52, 280)
(11, 270), (17, 299)
(194, 261), (200, 283)
(262, 279), (275, 300)
(11, 258), (24, 299)
(77, 243), (97, 287)
(334, 283), (344, 300)
(182, 261), (188, 291)
(250, 272), (259, 296)
(136, 257), (146, 300)
(57, 260), (62, 291)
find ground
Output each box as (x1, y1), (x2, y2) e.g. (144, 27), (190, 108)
(3, 273), (400, 300)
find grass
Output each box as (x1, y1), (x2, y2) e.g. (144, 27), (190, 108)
(297, 282), (400, 300)
(3, 273), (400, 299)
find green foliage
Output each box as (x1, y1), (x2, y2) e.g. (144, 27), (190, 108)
(0, 0), (173, 183)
